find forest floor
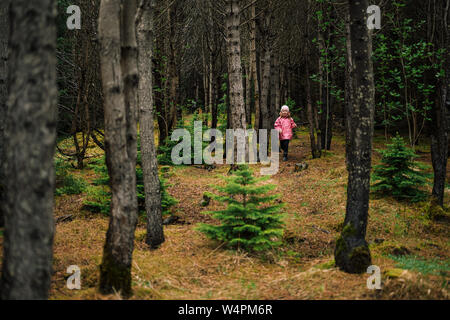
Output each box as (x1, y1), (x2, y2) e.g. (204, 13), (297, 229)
(1, 127), (449, 300)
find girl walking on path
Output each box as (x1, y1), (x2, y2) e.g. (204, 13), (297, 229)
(274, 105), (297, 161)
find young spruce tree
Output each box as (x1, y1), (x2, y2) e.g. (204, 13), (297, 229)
(371, 134), (430, 202)
(197, 165), (284, 252)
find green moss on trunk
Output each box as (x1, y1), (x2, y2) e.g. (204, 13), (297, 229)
(424, 197), (449, 221)
(335, 223), (371, 274)
(99, 248), (132, 298)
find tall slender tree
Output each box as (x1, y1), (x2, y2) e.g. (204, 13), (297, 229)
(225, 0), (247, 166)
(335, 0), (374, 274)
(226, 0), (247, 131)
(98, 0), (139, 298)
(137, 0), (165, 249)
(250, 1), (261, 130)
(260, 6), (274, 135)
(0, 0), (57, 299)
(167, 0), (180, 131)
(305, 0), (321, 159)
(430, 0), (449, 208)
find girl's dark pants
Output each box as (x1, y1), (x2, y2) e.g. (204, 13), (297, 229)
(280, 140), (290, 156)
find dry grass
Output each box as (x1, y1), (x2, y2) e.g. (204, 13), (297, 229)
(1, 128), (449, 300)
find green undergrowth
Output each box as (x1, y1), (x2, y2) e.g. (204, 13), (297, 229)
(55, 157), (88, 196)
(389, 254), (450, 276)
(83, 156), (177, 217)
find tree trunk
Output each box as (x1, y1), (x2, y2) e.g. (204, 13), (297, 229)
(244, 63), (252, 124)
(250, 2), (260, 130)
(209, 51), (216, 127)
(335, 0), (374, 274)
(155, 33), (168, 144)
(270, 54), (280, 126)
(137, 0), (165, 249)
(305, 0), (321, 159)
(0, 0), (57, 299)
(430, 0), (449, 207)
(344, 8), (353, 167)
(0, 0), (9, 228)
(318, 12), (330, 151)
(259, 7), (273, 137)
(245, 63), (252, 125)
(260, 43), (271, 133)
(275, 58), (281, 119)
(225, 0), (246, 166)
(325, 8), (336, 150)
(98, 0), (138, 298)
(167, 1), (179, 131)
(226, 0), (246, 130)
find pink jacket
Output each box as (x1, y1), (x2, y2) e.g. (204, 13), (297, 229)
(274, 117), (297, 140)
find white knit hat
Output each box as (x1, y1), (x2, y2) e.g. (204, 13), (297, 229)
(281, 105), (289, 112)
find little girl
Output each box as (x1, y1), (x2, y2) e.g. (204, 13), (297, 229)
(274, 105), (297, 161)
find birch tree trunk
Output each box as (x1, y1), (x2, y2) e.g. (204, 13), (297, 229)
(98, 0), (138, 298)
(137, 0), (165, 249)
(335, 0), (374, 274)
(0, 0), (9, 228)
(0, 0), (57, 299)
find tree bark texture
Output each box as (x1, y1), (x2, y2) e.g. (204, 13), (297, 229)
(0, 0), (9, 228)
(167, 0), (179, 131)
(335, 0), (374, 274)
(137, 0), (165, 249)
(98, 0), (138, 298)
(250, 2), (260, 130)
(430, 0), (449, 207)
(0, 0), (57, 300)
(305, 0), (321, 159)
(226, 0), (247, 130)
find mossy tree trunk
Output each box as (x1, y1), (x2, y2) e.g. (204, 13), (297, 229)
(0, 0), (9, 228)
(335, 0), (375, 274)
(0, 0), (57, 299)
(98, 0), (139, 298)
(137, 0), (165, 249)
